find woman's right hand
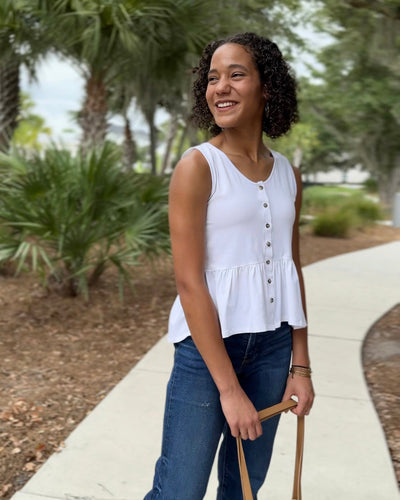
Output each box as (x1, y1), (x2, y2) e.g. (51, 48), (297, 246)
(169, 152), (262, 442)
(220, 386), (262, 440)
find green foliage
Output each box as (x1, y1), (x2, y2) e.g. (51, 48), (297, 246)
(363, 178), (378, 193)
(0, 144), (170, 297)
(312, 209), (353, 238)
(305, 1), (400, 205)
(12, 93), (51, 152)
(304, 185), (384, 237)
(302, 185), (354, 214)
(342, 196), (383, 226)
(270, 121), (320, 168)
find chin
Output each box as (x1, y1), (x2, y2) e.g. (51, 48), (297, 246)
(214, 119), (238, 130)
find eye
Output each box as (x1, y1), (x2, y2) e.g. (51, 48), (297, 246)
(207, 76), (218, 84)
(232, 72), (244, 78)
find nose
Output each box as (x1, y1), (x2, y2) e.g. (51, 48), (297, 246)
(215, 76), (230, 94)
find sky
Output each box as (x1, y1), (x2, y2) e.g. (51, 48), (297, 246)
(21, 56), (165, 144)
(21, 56), (83, 142)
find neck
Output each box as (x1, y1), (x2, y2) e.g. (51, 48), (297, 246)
(215, 128), (267, 162)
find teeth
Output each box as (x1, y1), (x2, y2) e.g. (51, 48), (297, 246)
(216, 102), (235, 108)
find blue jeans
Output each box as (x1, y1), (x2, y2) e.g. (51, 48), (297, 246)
(144, 323), (292, 500)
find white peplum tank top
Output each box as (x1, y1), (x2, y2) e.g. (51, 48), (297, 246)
(167, 142), (307, 343)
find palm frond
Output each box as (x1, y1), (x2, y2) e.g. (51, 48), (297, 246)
(0, 143), (170, 297)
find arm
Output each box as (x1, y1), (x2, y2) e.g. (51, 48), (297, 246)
(169, 150), (262, 440)
(281, 166), (315, 416)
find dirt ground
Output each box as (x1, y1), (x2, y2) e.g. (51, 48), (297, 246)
(362, 303), (400, 484)
(1, 224), (399, 497)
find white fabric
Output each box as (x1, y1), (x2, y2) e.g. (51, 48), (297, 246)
(168, 142), (307, 343)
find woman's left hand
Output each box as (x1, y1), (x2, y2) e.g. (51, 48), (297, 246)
(282, 374), (315, 416)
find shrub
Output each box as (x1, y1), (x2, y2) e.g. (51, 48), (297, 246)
(343, 197), (383, 226)
(303, 185), (384, 238)
(311, 209), (354, 238)
(0, 144), (170, 297)
(363, 178), (378, 193)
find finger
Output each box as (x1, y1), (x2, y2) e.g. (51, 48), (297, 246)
(294, 402), (313, 416)
(247, 420), (263, 441)
(248, 427), (256, 441)
(292, 402), (307, 416)
(230, 424), (240, 438)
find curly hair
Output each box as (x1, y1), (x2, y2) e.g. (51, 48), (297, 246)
(191, 32), (298, 138)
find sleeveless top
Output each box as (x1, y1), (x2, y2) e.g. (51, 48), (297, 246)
(167, 142), (307, 343)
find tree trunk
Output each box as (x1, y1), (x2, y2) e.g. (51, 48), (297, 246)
(147, 110), (157, 175)
(174, 126), (188, 166)
(292, 146), (303, 168)
(378, 163), (400, 211)
(0, 59), (20, 152)
(123, 116), (136, 170)
(79, 72), (108, 154)
(188, 123), (198, 147)
(161, 113), (179, 174)
(359, 135), (400, 210)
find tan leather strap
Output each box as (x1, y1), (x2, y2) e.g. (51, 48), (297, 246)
(236, 399), (304, 500)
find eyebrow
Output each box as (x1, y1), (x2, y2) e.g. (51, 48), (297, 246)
(208, 63), (248, 75)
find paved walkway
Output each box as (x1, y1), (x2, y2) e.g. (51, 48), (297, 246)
(12, 242), (400, 500)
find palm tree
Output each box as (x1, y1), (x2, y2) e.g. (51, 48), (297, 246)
(0, 0), (46, 152)
(107, 0), (237, 174)
(107, 83), (137, 169)
(38, 0), (223, 154)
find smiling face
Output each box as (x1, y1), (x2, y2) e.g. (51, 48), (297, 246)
(205, 43), (266, 132)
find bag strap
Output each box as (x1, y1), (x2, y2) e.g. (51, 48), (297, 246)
(236, 399), (304, 500)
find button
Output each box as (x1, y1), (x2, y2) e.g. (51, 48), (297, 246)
(265, 223), (270, 229)
(258, 185), (264, 190)
(263, 202), (268, 208)
(266, 260), (270, 265)
(270, 298), (274, 303)
(267, 278), (272, 284)
(266, 241), (271, 247)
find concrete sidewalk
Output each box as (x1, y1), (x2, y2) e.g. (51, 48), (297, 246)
(12, 242), (400, 500)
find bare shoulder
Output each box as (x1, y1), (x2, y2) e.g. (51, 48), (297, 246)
(170, 148), (211, 198)
(173, 148), (209, 177)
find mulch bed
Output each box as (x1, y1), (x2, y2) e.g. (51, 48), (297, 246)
(363, 303), (400, 484)
(1, 224), (399, 497)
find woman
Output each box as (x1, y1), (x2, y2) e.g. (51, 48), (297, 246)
(145, 32), (314, 500)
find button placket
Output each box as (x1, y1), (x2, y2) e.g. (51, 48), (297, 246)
(259, 183), (274, 307)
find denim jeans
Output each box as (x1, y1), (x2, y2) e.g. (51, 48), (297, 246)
(144, 322), (292, 500)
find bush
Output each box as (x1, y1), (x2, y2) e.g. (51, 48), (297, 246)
(303, 185), (384, 238)
(344, 197), (383, 225)
(363, 178), (378, 193)
(0, 144), (170, 297)
(312, 209), (354, 238)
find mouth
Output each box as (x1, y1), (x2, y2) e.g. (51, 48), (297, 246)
(215, 101), (237, 110)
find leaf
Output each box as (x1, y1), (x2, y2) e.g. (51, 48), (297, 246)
(0, 484), (12, 496)
(24, 462), (37, 472)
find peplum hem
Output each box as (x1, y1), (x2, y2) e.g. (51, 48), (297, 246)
(167, 259), (307, 343)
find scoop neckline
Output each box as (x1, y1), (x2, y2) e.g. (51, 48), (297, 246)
(207, 142), (277, 185)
